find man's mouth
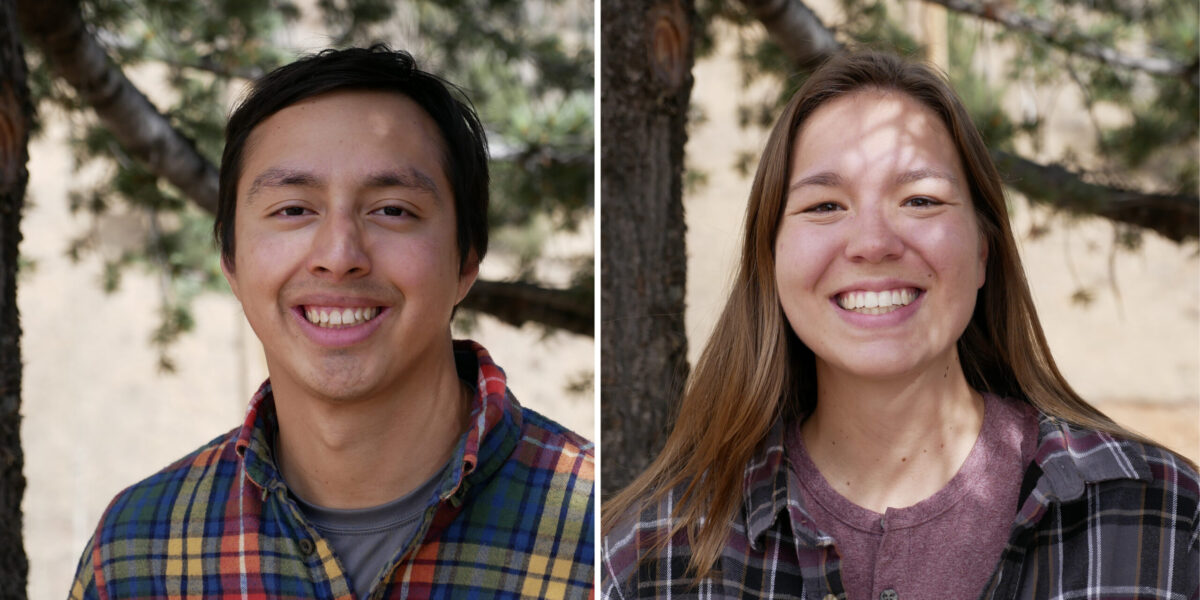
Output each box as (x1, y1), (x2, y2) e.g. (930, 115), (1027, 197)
(302, 306), (382, 328)
(835, 288), (920, 315)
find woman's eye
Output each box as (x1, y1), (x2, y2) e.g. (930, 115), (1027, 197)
(904, 196), (942, 208)
(804, 201), (842, 213)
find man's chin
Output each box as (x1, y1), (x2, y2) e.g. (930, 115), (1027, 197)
(271, 358), (387, 405)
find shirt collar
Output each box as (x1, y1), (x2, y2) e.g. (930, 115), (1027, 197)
(741, 420), (831, 550)
(1025, 411), (1152, 502)
(739, 402), (1154, 549)
(233, 339), (523, 501)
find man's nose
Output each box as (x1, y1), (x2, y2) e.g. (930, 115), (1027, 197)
(844, 204), (904, 263)
(308, 212), (370, 279)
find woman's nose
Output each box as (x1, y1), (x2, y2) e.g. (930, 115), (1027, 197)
(844, 206), (903, 263)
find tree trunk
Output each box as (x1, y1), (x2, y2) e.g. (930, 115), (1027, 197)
(600, 0), (694, 498)
(0, 0), (30, 595)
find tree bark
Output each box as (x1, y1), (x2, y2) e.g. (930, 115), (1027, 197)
(600, 0), (694, 497)
(0, 0), (30, 595)
(739, 0), (1199, 242)
(18, 0), (593, 336)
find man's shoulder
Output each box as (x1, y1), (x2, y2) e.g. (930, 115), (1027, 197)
(462, 402), (593, 519)
(91, 426), (243, 538)
(438, 405), (595, 595)
(517, 405), (594, 460)
(492, 404), (594, 489)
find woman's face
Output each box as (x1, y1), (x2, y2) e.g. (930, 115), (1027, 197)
(774, 90), (987, 383)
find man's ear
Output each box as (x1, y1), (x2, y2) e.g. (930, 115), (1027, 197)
(455, 250), (480, 305)
(221, 254), (241, 301)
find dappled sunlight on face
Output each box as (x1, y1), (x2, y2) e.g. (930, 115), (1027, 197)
(774, 90), (987, 384)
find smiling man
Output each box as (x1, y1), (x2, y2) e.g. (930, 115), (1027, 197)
(69, 46), (594, 599)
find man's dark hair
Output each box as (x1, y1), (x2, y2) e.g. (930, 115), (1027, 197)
(216, 44), (489, 270)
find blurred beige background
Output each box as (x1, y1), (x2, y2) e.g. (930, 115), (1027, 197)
(684, 10), (1198, 473)
(20, 44), (594, 600)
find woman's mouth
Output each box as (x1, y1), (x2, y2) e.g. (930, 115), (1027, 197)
(835, 288), (921, 315)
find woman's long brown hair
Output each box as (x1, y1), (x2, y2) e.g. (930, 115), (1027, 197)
(602, 51), (1190, 580)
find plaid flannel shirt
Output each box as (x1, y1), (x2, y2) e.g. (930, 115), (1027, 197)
(603, 406), (1199, 599)
(71, 340), (595, 599)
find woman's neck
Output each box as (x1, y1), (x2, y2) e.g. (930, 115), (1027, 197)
(800, 353), (984, 513)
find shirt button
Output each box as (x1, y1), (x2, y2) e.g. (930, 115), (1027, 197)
(880, 589), (898, 600)
(298, 538), (315, 555)
(823, 595), (838, 600)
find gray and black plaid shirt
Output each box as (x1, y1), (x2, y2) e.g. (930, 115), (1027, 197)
(603, 406), (1199, 599)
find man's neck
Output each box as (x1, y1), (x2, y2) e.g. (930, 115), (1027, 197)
(270, 345), (473, 510)
(800, 352), (985, 514)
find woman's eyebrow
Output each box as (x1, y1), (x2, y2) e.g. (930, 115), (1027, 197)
(789, 171), (843, 192)
(895, 167), (958, 185)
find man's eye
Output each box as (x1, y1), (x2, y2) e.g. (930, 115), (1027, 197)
(374, 206), (409, 217)
(276, 206), (310, 217)
(904, 196), (942, 208)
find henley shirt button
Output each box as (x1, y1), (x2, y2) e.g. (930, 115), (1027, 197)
(880, 589), (898, 600)
(298, 538), (315, 556)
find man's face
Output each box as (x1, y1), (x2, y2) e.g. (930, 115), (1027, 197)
(223, 90), (477, 403)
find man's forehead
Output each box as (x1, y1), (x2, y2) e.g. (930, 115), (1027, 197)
(236, 90), (453, 201)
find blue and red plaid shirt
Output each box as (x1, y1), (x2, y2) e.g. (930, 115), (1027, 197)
(603, 405), (1199, 599)
(71, 340), (595, 599)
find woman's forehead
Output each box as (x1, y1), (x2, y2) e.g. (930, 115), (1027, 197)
(789, 90), (964, 184)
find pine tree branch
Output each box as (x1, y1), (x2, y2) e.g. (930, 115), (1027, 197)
(738, 0), (1199, 242)
(738, 0), (842, 69)
(922, 0), (1199, 86)
(154, 55), (267, 81)
(991, 150), (1198, 242)
(460, 280), (593, 336)
(19, 0), (596, 335)
(18, 0), (219, 213)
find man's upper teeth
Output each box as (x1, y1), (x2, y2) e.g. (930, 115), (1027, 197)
(837, 289), (917, 311)
(304, 306), (379, 327)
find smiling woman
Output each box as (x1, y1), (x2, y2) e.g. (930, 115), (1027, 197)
(601, 52), (1199, 600)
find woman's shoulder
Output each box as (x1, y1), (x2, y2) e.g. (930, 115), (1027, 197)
(1029, 408), (1199, 518)
(601, 487), (687, 594)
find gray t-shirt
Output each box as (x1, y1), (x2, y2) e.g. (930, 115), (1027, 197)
(290, 462), (449, 598)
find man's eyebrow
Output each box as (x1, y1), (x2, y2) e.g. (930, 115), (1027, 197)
(247, 168), (322, 200)
(789, 171), (843, 192)
(895, 167), (958, 186)
(245, 167), (442, 202)
(364, 168), (441, 199)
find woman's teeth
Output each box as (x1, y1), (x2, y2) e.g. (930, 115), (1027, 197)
(303, 306), (380, 328)
(836, 289), (918, 315)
